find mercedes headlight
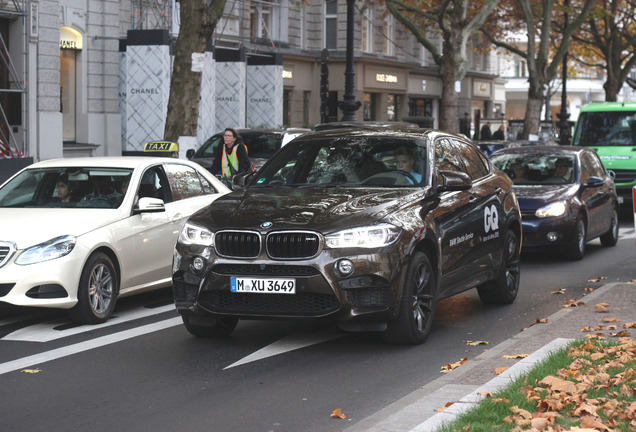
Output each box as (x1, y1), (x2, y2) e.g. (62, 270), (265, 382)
(535, 201), (567, 218)
(15, 235), (76, 265)
(325, 223), (401, 249)
(178, 222), (214, 246)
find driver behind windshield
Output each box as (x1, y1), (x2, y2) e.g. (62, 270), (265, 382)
(78, 176), (123, 208)
(394, 146), (422, 183)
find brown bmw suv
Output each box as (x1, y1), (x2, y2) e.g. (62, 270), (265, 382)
(172, 128), (522, 344)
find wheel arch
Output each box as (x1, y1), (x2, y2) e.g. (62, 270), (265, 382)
(88, 246), (121, 295)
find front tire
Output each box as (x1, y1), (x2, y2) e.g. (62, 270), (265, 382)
(382, 251), (435, 345)
(182, 314), (239, 338)
(69, 252), (118, 324)
(599, 207), (619, 247)
(566, 215), (586, 260)
(477, 229), (520, 305)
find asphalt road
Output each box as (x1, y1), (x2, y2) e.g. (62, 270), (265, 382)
(1, 210), (634, 432)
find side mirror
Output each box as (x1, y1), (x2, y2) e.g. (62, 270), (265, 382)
(232, 171), (256, 190)
(586, 176), (604, 187)
(133, 197), (165, 214)
(186, 149), (195, 159)
(437, 170), (472, 192)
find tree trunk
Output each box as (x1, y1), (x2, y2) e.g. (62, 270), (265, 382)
(522, 79), (544, 139)
(164, 0), (226, 142)
(438, 39), (461, 133)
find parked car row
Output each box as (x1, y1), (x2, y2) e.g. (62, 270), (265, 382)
(0, 122), (619, 346)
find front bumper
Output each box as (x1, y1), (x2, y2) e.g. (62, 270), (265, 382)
(172, 243), (406, 323)
(0, 246), (88, 309)
(520, 213), (577, 250)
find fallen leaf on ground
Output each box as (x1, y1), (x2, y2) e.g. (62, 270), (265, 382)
(494, 367), (509, 375)
(465, 340), (489, 346)
(565, 299), (586, 307)
(584, 287), (596, 293)
(530, 318), (548, 326)
(580, 415), (611, 430)
(587, 277), (607, 282)
(602, 317), (619, 323)
(624, 323), (636, 329)
(21, 369), (41, 374)
(437, 401), (455, 412)
(596, 303), (610, 312)
(581, 326), (593, 332)
(440, 357), (468, 373)
(551, 289), (566, 294)
(503, 354), (529, 359)
(330, 408), (346, 419)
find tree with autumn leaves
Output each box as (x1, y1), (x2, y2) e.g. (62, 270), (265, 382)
(481, 0), (595, 140)
(385, 0), (500, 134)
(568, 0), (636, 101)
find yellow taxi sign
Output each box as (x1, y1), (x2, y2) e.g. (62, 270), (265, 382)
(143, 141), (179, 153)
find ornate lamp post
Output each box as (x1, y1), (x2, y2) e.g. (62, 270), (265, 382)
(556, 0), (570, 145)
(338, 0), (361, 121)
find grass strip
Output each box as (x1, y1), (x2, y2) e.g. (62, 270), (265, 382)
(436, 337), (636, 432)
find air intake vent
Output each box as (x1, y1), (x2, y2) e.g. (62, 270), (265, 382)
(0, 242), (17, 268)
(214, 231), (261, 258)
(266, 231), (322, 259)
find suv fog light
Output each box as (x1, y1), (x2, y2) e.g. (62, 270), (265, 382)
(192, 256), (205, 271)
(336, 259), (354, 276)
(547, 232), (558, 242)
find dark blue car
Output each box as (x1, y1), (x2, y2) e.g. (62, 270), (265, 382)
(490, 146), (619, 260)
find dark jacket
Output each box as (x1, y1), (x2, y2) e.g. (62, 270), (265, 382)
(480, 124), (492, 140)
(492, 129), (505, 140)
(210, 140), (252, 177)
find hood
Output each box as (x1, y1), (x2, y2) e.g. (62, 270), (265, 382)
(189, 187), (424, 233)
(0, 208), (122, 249)
(513, 184), (577, 210)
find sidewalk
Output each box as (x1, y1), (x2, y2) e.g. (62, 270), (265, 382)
(344, 281), (636, 432)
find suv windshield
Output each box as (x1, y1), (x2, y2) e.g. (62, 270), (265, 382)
(252, 137), (427, 187)
(572, 111), (636, 147)
(0, 168), (133, 208)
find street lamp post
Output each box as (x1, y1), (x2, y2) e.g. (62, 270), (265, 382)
(338, 0), (361, 121)
(557, 0), (570, 145)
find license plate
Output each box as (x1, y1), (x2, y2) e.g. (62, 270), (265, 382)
(231, 277), (296, 294)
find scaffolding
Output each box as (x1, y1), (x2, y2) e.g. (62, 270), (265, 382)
(0, 0), (27, 158)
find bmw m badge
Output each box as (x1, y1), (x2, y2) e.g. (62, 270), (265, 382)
(261, 221), (273, 228)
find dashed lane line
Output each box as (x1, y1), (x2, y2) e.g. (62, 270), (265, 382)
(0, 317), (181, 376)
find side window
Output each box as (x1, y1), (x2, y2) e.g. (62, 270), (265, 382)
(434, 138), (463, 173)
(201, 136), (222, 158)
(197, 172), (217, 194)
(164, 164), (207, 201)
(584, 152), (606, 177)
(579, 156), (592, 183)
(138, 167), (164, 200)
(453, 140), (489, 180)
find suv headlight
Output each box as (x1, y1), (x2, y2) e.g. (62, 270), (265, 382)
(325, 223), (401, 249)
(179, 222), (214, 246)
(15, 235), (76, 265)
(535, 201), (567, 218)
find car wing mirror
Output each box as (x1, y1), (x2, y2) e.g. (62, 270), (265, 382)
(437, 170), (472, 193)
(186, 149), (195, 159)
(232, 171), (255, 190)
(133, 197), (165, 214)
(586, 176), (604, 187)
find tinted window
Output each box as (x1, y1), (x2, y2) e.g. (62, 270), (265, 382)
(164, 164), (207, 201)
(434, 139), (463, 174)
(582, 152), (605, 178)
(453, 139), (489, 180)
(572, 111), (636, 147)
(241, 132), (283, 159)
(198, 136), (222, 158)
(491, 153), (576, 185)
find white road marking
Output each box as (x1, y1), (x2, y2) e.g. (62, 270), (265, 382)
(224, 330), (344, 370)
(0, 317), (181, 376)
(2, 304), (176, 342)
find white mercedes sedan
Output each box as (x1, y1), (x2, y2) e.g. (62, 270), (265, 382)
(0, 157), (230, 324)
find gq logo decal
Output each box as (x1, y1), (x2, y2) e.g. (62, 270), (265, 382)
(484, 205), (499, 233)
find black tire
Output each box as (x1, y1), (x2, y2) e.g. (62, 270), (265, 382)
(477, 229), (520, 305)
(182, 314), (239, 338)
(382, 251), (435, 345)
(599, 207), (619, 247)
(68, 252), (118, 324)
(566, 215), (586, 260)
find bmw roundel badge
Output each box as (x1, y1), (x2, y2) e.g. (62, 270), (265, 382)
(260, 221), (273, 228)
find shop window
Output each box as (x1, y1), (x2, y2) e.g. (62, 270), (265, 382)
(363, 93), (377, 121)
(409, 98), (433, 118)
(283, 89), (292, 126)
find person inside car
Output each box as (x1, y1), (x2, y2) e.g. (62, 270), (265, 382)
(55, 176), (74, 202)
(394, 146), (422, 183)
(509, 162), (529, 183)
(79, 176), (123, 208)
(210, 127), (252, 185)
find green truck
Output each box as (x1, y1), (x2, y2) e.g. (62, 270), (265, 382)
(571, 101), (636, 205)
